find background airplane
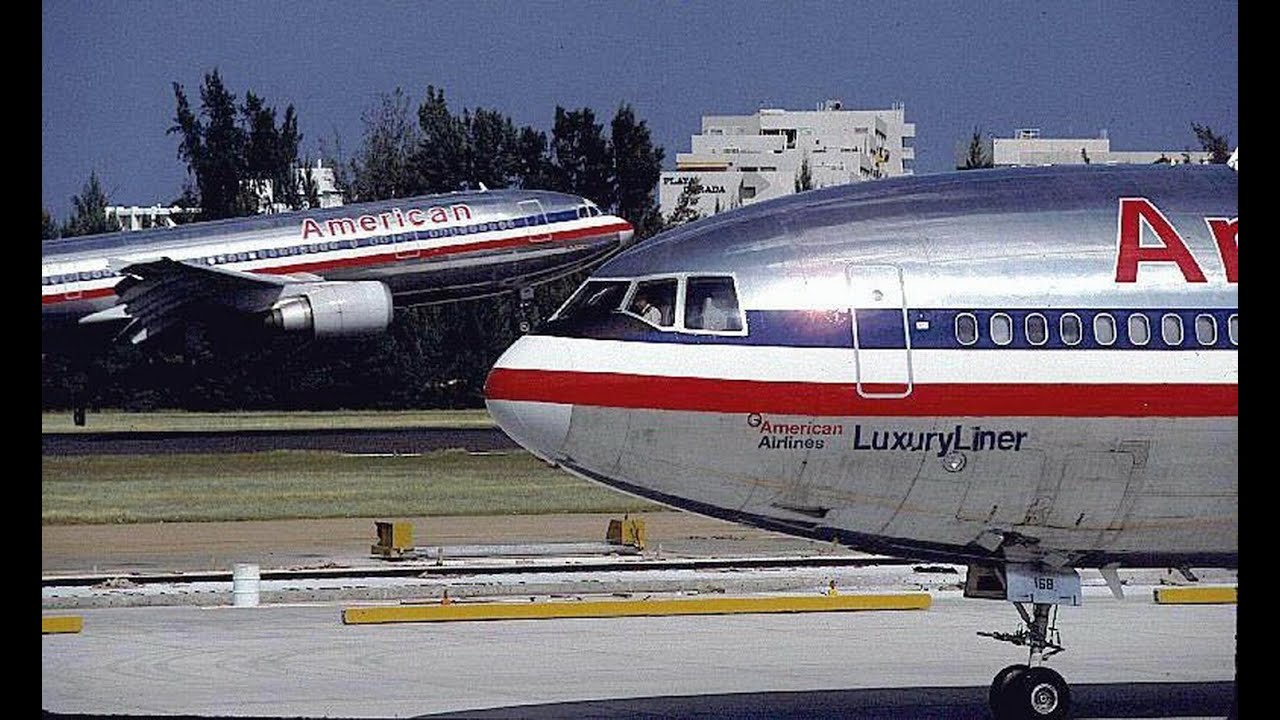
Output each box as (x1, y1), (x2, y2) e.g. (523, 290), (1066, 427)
(42, 189), (633, 345)
(485, 163), (1237, 720)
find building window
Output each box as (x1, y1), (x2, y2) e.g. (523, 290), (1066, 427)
(991, 313), (1013, 346)
(1025, 313), (1048, 346)
(1128, 313), (1150, 346)
(955, 313), (978, 346)
(1195, 314), (1217, 346)
(1161, 314), (1184, 346)
(1094, 313), (1116, 346)
(1060, 313), (1082, 346)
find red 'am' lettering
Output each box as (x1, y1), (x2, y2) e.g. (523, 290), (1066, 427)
(1115, 198), (1207, 283)
(1206, 217), (1238, 283)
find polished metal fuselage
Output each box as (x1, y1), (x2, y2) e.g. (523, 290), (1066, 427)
(42, 189), (631, 329)
(487, 165), (1237, 569)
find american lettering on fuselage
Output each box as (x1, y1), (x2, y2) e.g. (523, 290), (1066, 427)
(484, 164), (1237, 719)
(41, 189), (634, 345)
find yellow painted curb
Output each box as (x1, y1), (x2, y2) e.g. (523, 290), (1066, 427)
(1153, 586), (1237, 605)
(343, 592), (931, 625)
(42, 616), (84, 634)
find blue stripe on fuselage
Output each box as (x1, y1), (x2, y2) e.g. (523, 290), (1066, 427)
(538, 308), (1238, 350)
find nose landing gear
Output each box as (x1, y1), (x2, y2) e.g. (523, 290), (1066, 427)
(968, 563), (1082, 719)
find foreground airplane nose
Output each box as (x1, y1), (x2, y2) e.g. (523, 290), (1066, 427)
(485, 338), (572, 461)
(486, 397), (571, 462)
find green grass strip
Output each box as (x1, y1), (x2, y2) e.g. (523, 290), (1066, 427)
(42, 409), (496, 433)
(42, 450), (659, 524)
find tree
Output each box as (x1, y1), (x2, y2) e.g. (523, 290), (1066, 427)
(514, 126), (553, 189)
(42, 208), (60, 240)
(1192, 123), (1231, 164)
(170, 69), (304, 219)
(549, 106), (613, 206)
(663, 177), (704, 229)
(609, 104), (665, 238)
(960, 126), (992, 170)
(794, 154), (813, 192)
(170, 69), (250, 219)
(414, 85), (468, 193)
(61, 172), (121, 237)
(350, 88), (423, 201)
(462, 107), (520, 189)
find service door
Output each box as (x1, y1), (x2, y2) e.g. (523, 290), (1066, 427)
(519, 199), (552, 243)
(847, 264), (912, 398)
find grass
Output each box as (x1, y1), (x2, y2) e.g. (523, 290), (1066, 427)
(41, 409), (496, 433)
(42, 449), (661, 525)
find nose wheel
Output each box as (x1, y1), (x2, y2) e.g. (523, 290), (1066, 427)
(990, 664), (1070, 719)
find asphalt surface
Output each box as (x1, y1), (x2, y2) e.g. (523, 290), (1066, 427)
(421, 682), (1236, 719)
(42, 591), (1237, 718)
(41, 427), (519, 455)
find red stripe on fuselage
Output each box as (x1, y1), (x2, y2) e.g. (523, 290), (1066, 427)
(484, 368), (1238, 417)
(41, 222), (630, 306)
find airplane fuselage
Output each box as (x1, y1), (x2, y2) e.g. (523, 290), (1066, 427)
(42, 189), (633, 336)
(486, 165), (1237, 570)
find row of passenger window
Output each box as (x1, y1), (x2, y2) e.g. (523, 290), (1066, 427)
(954, 311), (1238, 347)
(43, 210), (574, 286)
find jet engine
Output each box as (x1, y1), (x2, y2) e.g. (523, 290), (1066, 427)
(264, 281), (394, 338)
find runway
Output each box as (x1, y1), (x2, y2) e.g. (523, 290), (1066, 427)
(42, 589), (1235, 718)
(41, 427), (518, 455)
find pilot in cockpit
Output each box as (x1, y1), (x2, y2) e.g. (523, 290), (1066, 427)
(630, 290), (663, 325)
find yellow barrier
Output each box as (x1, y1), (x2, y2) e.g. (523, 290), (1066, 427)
(1153, 586), (1238, 605)
(42, 616), (84, 634)
(344, 592), (931, 625)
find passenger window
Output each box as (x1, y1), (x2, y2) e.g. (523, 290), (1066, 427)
(1161, 314), (1183, 346)
(684, 276), (744, 332)
(990, 313), (1012, 346)
(1128, 313), (1150, 346)
(1228, 314), (1238, 345)
(1195, 314), (1217, 345)
(553, 280), (631, 322)
(955, 313), (978, 346)
(628, 278), (678, 327)
(1025, 313), (1047, 346)
(1060, 313), (1082, 346)
(1094, 314), (1116, 346)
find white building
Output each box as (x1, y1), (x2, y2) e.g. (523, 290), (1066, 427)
(108, 160), (345, 231)
(248, 160), (345, 214)
(659, 100), (915, 219)
(959, 128), (1211, 168)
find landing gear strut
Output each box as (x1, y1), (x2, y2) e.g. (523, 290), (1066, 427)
(968, 563), (1081, 720)
(982, 602), (1070, 719)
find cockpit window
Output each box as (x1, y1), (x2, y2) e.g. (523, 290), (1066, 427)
(628, 279), (678, 327)
(554, 280), (630, 322)
(684, 276), (744, 332)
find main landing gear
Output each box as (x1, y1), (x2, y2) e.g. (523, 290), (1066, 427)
(967, 563), (1081, 720)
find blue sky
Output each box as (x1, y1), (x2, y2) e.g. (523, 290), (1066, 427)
(42, 1), (1237, 222)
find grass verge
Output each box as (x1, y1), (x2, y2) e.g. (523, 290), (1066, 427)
(42, 450), (660, 524)
(41, 409), (496, 434)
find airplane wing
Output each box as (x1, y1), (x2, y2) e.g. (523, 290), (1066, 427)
(81, 258), (289, 344)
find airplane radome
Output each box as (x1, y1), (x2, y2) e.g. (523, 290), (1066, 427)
(485, 164), (1237, 720)
(41, 189), (634, 345)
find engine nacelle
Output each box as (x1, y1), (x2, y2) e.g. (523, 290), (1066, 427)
(265, 281), (393, 338)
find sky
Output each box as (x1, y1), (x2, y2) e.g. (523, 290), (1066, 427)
(42, 1), (1237, 223)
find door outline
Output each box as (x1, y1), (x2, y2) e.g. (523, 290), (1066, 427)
(847, 264), (912, 398)
(519, 200), (552, 243)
